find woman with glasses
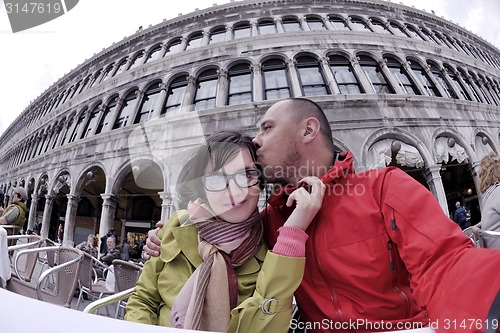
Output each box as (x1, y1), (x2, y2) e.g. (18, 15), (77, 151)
(125, 130), (325, 332)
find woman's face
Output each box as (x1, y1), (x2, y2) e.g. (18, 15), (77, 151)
(204, 148), (261, 222)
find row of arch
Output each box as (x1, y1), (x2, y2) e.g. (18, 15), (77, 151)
(3, 50), (500, 170)
(18, 12), (499, 131)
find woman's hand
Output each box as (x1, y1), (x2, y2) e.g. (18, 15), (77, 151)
(142, 221), (163, 259)
(284, 176), (326, 231)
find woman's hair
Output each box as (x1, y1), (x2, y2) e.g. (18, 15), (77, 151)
(479, 152), (500, 193)
(176, 130), (263, 209)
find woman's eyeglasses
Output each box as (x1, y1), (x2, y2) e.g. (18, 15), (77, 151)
(202, 169), (260, 192)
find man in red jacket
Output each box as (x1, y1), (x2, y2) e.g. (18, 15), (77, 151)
(147, 98), (500, 332)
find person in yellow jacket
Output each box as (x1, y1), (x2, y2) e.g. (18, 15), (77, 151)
(125, 131), (325, 332)
(0, 187), (28, 233)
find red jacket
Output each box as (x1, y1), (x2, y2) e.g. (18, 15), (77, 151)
(263, 152), (500, 333)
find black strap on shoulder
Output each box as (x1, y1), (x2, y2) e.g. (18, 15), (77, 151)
(485, 289), (500, 333)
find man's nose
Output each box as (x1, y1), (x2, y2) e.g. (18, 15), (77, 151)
(252, 134), (261, 149)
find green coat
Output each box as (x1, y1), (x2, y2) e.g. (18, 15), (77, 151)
(125, 210), (305, 333)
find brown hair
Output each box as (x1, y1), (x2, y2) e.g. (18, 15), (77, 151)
(479, 152), (500, 193)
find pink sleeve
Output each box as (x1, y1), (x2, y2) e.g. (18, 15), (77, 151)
(271, 226), (308, 257)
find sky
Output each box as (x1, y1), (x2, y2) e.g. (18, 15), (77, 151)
(0, 0), (499, 136)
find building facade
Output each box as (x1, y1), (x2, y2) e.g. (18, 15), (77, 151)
(1, 0), (499, 246)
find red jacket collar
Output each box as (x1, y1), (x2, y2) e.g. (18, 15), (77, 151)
(268, 151), (354, 207)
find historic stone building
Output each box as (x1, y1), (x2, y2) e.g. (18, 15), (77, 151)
(1, 0), (499, 246)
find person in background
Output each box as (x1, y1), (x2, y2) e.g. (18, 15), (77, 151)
(75, 234), (98, 258)
(453, 201), (468, 229)
(478, 152), (500, 249)
(125, 131), (325, 332)
(99, 228), (115, 254)
(0, 187), (28, 236)
(57, 224), (64, 244)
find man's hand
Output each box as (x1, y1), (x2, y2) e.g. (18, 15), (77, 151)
(142, 221), (164, 259)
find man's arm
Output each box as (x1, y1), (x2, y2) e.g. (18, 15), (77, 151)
(0, 206), (20, 225)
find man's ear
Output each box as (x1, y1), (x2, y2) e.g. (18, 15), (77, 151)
(302, 117), (321, 143)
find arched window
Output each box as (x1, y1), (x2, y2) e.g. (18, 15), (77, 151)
(165, 38), (183, 55)
(427, 62), (457, 99)
(113, 58), (128, 77)
(113, 90), (138, 129)
(484, 77), (500, 106)
(474, 73), (494, 105)
(162, 76), (188, 114)
(81, 103), (102, 139)
(69, 109), (87, 143)
(194, 69), (218, 111)
(262, 59), (290, 100)
(420, 28), (438, 44)
(128, 52), (145, 70)
(359, 55), (393, 94)
(209, 26), (226, 44)
(408, 61), (440, 96)
(282, 17), (301, 32)
(306, 16), (326, 31)
(329, 55), (362, 94)
(329, 16), (350, 30)
(350, 17), (371, 32)
(77, 197), (95, 217)
(88, 69), (102, 88)
(389, 22), (408, 37)
(228, 63), (253, 105)
(406, 26), (425, 41)
(433, 32), (451, 48)
(233, 22), (251, 39)
(296, 56), (329, 96)
(385, 57), (419, 95)
(59, 117), (73, 146)
(70, 81), (81, 99)
(100, 65), (114, 83)
(258, 19), (276, 35)
(185, 32), (203, 50)
(135, 83), (162, 123)
(444, 65), (472, 101)
(78, 75), (91, 94)
(457, 69), (480, 102)
(144, 45), (162, 64)
(95, 97), (118, 134)
(370, 19), (391, 34)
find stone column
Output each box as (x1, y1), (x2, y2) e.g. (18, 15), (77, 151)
(40, 194), (54, 239)
(224, 24), (233, 41)
(98, 194), (118, 251)
(89, 104), (106, 136)
(128, 89), (145, 124)
(216, 69), (229, 107)
(104, 97), (125, 132)
(75, 109), (92, 140)
(286, 59), (302, 97)
(27, 192), (38, 232)
(351, 56), (375, 94)
(320, 57), (340, 94)
(299, 16), (310, 31)
(275, 17), (284, 33)
(423, 64), (448, 97)
(424, 165), (448, 214)
(252, 64), (263, 102)
(62, 194), (80, 247)
(158, 191), (174, 221)
(151, 83), (168, 118)
(378, 59), (405, 94)
(201, 30), (210, 46)
(250, 21), (258, 36)
(181, 76), (198, 112)
(403, 61), (426, 95)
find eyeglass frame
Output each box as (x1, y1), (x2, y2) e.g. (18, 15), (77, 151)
(201, 169), (261, 192)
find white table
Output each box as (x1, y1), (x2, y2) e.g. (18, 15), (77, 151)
(0, 226), (11, 287)
(0, 287), (207, 333)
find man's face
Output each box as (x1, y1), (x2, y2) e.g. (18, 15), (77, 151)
(253, 100), (302, 184)
(107, 238), (116, 250)
(12, 193), (21, 203)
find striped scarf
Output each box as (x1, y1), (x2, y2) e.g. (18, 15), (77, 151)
(170, 199), (263, 331)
